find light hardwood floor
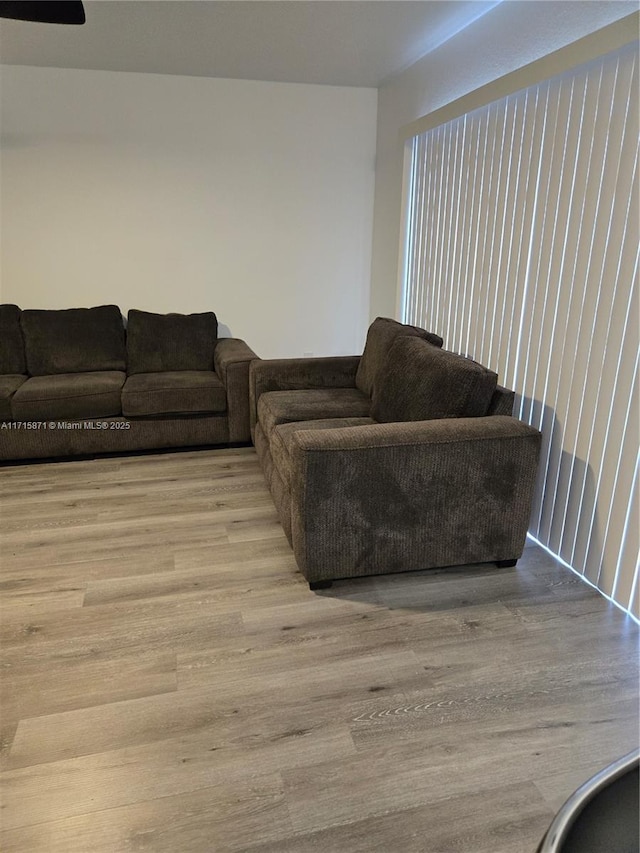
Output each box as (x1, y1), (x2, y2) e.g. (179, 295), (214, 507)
(0, 447), (638, 852)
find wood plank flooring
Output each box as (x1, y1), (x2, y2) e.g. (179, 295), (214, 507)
(0, 447), (638, 852)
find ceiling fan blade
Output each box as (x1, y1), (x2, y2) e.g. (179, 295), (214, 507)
(0, 1), (85, 24)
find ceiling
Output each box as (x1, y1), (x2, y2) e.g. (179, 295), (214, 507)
(0, 0), (501, 88)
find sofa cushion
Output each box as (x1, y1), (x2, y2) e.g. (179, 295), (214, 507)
(11, 372), (126, 421)
(0, 374), (27, 421)
(355, 317), (443, 398)
(271, 416), (374, 486)
(126, 310), (218, 374)
(20, 306), (126, 376)
(121, 371), (227, 417)
(257, 388), (371, 437)
(0, 305), (27, 375)
(371, 336), (498, 423)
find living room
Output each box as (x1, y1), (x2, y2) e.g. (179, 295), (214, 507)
(1, 2), (638, 851)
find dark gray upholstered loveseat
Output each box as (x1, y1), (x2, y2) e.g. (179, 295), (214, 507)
(250, 317), (542, 589)
(0, 304), (257, 462)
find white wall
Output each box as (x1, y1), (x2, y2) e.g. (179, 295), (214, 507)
(370, 0), (636, 321)
(0, 66), (377, 358)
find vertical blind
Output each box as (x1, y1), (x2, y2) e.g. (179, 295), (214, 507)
(402, 41), (639, 618)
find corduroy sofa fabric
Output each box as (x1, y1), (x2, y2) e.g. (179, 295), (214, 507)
(355, 316), (443, 398)
(250, 317), (542, 588)
(270, 416), (374, 486)
(0, 415), (230, 461)
(249, 355), (361, 439)
(121, 371), (227, 417)
(0, 306), (258, 461)
(214, 338), (259, 443)
(288, 416), (541, 582)
(371, 336), (498, 423)
(257, 388), (371, 437)
(0, 304), (27, 375)
(0, 374), (27, 421)
(487, 385), (516, 416)
(11, 371), (126, 420)
(126, 310), (218, 374)
(20, 306), (126, 376)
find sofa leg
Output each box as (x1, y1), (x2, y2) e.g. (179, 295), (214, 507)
(309, 579), (333, 591)
(496, 559), (517, 568)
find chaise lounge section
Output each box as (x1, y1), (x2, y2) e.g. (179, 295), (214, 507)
(250, 317), (542, 589)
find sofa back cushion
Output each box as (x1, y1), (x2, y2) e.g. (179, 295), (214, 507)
(0, 304), (27, 375)
(355, 317), (443, 398)
(21, 305), (126, 376)
(371, 336), (498, 423)
(126, 309), (218, 374)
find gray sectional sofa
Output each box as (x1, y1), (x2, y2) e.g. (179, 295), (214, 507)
(0, 304), (257, 461)
(250, 317), (542, 589)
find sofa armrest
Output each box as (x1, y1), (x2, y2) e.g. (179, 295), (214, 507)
(487, 384), (515, 416)
(249, 355), (361, 441)
(214, 338), (259, 443)
(288, 416), (541, 583)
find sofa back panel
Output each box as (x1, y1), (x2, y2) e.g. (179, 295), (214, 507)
(355, 317), (443, 398)
(371, 336), (498, 423)
(487, 385), (515, 416)
(21, 306), (126, 376)
(126, 310), (218, 374)
(0, 304), (27, 375)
